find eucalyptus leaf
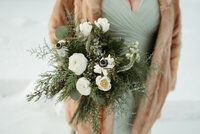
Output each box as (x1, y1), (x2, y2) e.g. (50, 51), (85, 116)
(70, 90), (81, 101)
(55, 26), (68, 40)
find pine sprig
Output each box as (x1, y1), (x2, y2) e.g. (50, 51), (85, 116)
(57, 73), (78, 102)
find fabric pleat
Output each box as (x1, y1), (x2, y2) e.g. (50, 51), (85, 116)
(101, 0), (160, 54)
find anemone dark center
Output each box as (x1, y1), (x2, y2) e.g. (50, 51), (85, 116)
(56, 43), (62, 49)
(99, 59), (108, 67)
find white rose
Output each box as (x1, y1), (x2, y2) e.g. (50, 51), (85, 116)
(79, 22), (92, 36)
(96, 75), (111, 91)
(94, 18), (110, 33)
(76, 77), (91, 96)
(68, 53), (88, 75)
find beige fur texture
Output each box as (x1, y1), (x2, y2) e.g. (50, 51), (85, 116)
(48, 0), (182, 134)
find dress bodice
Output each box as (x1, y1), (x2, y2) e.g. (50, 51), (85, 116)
(101, 0), (160, 54)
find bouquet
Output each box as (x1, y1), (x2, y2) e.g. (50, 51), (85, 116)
(27, 11), (153, 133)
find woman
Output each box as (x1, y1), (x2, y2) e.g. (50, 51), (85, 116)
(48, 0), (182, 134)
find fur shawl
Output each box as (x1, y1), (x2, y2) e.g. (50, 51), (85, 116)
(48, 0), (182, 134)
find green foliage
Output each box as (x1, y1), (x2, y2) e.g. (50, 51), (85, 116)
(70, 90), (81, 101)
(55, 26), (68, 40)
(57, 73), (78, 102)
(28, 39), (60, 66)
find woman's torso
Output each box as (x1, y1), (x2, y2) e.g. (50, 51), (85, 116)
(101, 0), (160, 133)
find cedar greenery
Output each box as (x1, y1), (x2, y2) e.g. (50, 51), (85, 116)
(27, 10), (159, 133)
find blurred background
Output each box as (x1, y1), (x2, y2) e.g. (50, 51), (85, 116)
(0, 0), (200, 134)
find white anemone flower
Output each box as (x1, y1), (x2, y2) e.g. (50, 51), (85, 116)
(94, 54), (115, 74)
(104, 54), (115, 68)
(56, 40), (68, 57)
(94, 64), (103, 74)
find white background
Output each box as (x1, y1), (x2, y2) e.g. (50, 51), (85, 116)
(0, 0), (200, 134)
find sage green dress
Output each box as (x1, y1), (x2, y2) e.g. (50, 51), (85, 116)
(71, 0), (160, 134)
(101, 0), (160, 134)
